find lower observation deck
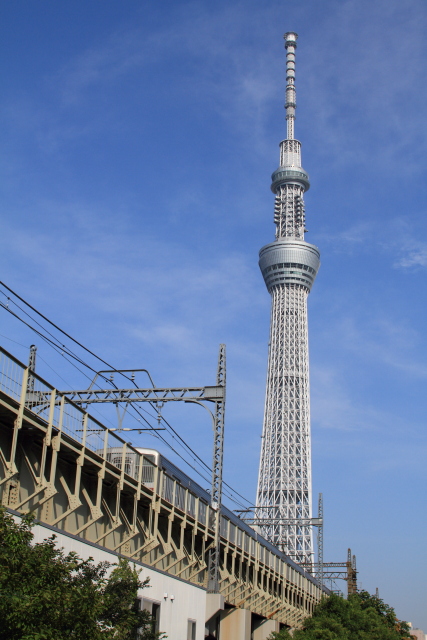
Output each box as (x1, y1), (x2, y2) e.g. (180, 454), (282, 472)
(259, 239), (320, 292)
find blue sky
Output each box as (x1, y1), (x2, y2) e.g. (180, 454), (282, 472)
(1, 0), (426, 629)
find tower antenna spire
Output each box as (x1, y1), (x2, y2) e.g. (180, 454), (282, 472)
(284, 32), (298, 140)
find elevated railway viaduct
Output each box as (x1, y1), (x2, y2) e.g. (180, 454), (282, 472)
(0, 347), (327, 639)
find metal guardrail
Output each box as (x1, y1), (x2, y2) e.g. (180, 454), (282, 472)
(0, 345), (216, 528)
(0, 345), (213, 525)
(0, 345), (156, 485)
(0, 349), (23, 402)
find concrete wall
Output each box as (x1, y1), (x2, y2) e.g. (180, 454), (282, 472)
(252, 619), (280, 640)
(220, 608), (252, 640)
(28, 519), (206, 640)
(15, 515), (288, 640)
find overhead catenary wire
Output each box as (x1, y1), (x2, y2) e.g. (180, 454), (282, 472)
(0, 281), (253, 509)
(0, 295), (212, 479)
(4, 290), (229, 486)
(0, 317), (135, 433)
(0, 294), (250, 508)
(0, 297), (242, 501)
(0, 333), (29, 349)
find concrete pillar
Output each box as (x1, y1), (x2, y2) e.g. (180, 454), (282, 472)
(252, 618), (280, 640)
(206, 594), (224, 622)
(205, 593), (225, 639)
(220, 608), (251, 640)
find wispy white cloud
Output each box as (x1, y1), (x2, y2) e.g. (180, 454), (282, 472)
(311, 365), (390, 432)
(302, 0), (427, 170)
(316, 216), (427, 272)
(333, 312), (427, 378)
(394, 242), (427, 269)
(4, 0), (426, 174)
(368, 439), (427, 472)
(8, 5), (278, 157)
(317, 221), (375, 250)
(311, 363), (426, 474)
(0, 200), (264, 354)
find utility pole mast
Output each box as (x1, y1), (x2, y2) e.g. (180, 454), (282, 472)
(256, 32), (320, 565)
(317, 493), (324, 588)
(207, 344), (226, 593)
(26, 344), (37, 393)
(237, 491), (323, 588)
(347, 548), (357, 595)
(302, 548), (358, 596)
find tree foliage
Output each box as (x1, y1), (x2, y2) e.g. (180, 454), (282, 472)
(268, 592), (412, 640)
(0, 507), (165, 640)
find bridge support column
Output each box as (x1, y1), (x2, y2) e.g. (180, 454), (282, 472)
(220, 608), (251, 640)
(252, 619), (280, 640)
(206, 593), (224, 622)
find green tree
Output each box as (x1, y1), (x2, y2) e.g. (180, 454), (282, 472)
(0, 507), (166, 640)
(266, 627), (293, 640)
(268, 592), (412, 640)
(354, 591), (412, 638)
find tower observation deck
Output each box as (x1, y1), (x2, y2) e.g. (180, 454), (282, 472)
(256, 32), (320, 566)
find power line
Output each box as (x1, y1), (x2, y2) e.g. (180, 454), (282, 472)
(0, 333), (29, 349)
(0, 282), (253, 509)
(0, 293), (250, 508)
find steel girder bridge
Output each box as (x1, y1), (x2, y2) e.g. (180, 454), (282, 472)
(0, 345), (327, 630)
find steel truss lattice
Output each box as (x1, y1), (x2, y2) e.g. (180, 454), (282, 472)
(256, 284), (312, 563)
(256, 32), (320, 566)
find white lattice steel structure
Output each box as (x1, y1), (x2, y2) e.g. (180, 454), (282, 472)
(256, 32), (320, 565)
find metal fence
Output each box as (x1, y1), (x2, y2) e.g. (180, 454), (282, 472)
(0, 346), (155, 486)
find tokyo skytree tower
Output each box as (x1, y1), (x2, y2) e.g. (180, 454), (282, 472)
(256, 32), (320, 565)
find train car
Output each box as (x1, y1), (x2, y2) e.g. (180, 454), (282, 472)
(135, 448), (320, 586)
